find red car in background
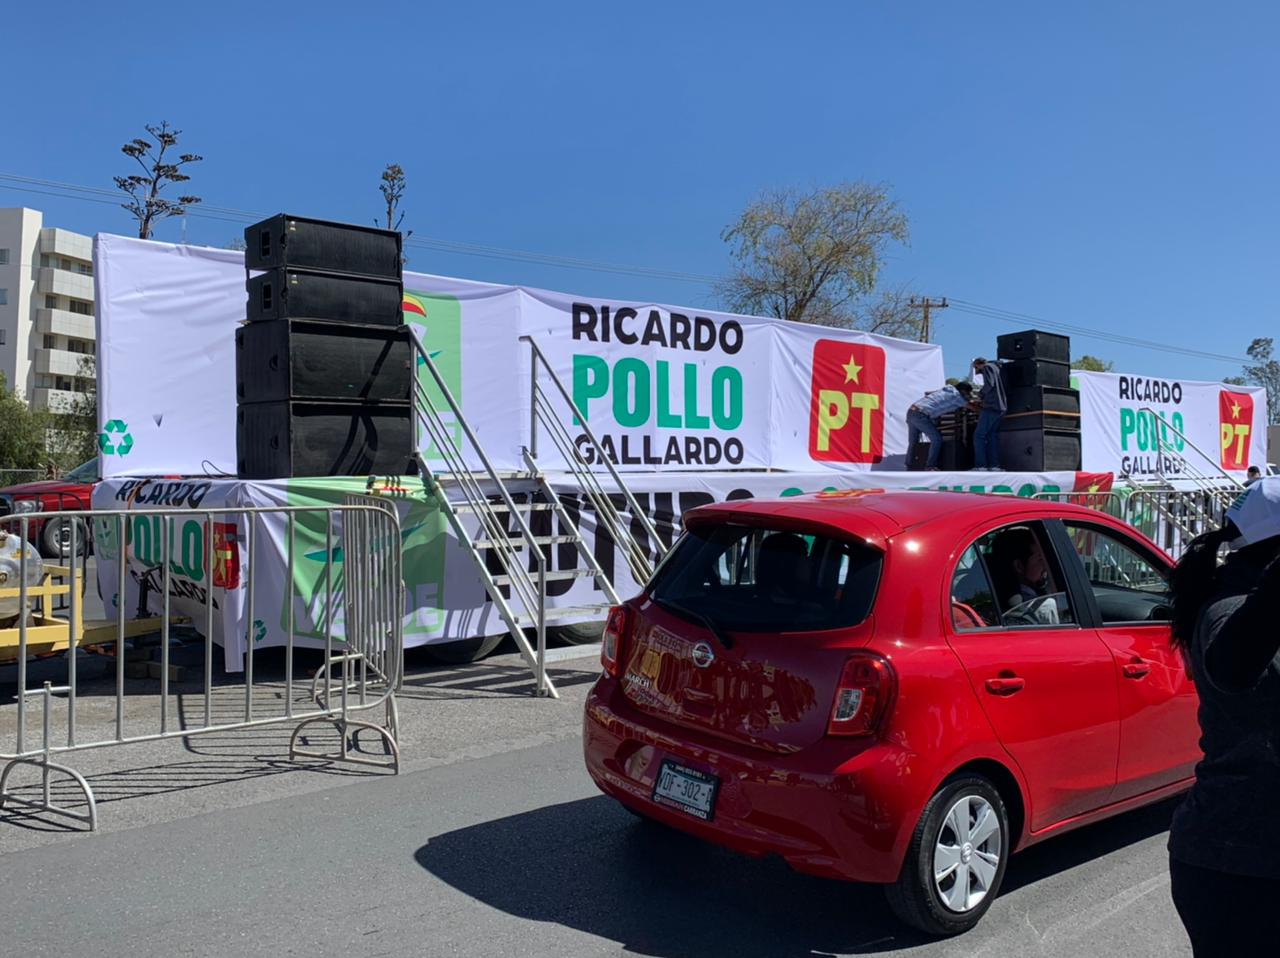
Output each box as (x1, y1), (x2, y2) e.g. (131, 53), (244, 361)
(0, 458), (99, 557)
(583, 490), (1199, 936)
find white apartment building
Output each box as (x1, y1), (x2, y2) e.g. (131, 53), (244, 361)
(0, 207), (96, 414)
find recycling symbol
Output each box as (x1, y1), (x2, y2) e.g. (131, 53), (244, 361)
(98, 419), (134, 456)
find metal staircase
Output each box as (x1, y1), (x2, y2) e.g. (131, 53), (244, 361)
(403, 327), (666, 697)
(1118, 408), (1244, 553)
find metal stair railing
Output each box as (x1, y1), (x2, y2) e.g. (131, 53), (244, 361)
(1140, 406), (1243, 508)
(520, 335), (667, 585)
(403, 329), (558, 697)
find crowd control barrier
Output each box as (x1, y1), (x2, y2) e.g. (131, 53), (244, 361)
(0, 497), (403, 830)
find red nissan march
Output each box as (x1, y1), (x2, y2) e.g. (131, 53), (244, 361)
(583, 490), (1199, 936)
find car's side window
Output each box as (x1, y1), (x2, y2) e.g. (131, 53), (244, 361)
(950, 546), (1000, 629)
(1063, 522), (1172, 624)
(952, 521), (1077, 629)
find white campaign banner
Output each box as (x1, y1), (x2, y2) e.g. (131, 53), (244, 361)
(94, 468), (1100, 668)
(93, 234), (944, 477)
(1076, 369), (1268, 480)
(94, 234), (522, 479)
(769, 319), (945, 470)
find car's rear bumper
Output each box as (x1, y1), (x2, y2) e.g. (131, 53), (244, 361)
(583, 677), (918, 884)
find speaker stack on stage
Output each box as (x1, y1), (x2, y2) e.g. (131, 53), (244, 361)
(997, 330), (1082, 471)
(235, 215), (414, 479)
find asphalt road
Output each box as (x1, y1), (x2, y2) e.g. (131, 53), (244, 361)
(0, 649), (1193, 958)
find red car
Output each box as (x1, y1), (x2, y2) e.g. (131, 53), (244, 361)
(583, 490), (1199, 936)
(0, 458), (98, 557)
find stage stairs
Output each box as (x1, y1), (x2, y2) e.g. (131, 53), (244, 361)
(404, 330), (667, 697)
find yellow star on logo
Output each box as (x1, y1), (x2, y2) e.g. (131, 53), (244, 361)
(1231, 401), (1242, 420)
(842, 353), (863, 384)
(1088, 483), (1100, 493)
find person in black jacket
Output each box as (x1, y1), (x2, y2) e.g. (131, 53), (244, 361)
(1167, 477), (1280, 956)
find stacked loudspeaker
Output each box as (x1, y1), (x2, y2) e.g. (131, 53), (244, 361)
(236, 215), (414, 479)
(997, 330), (1082, 471)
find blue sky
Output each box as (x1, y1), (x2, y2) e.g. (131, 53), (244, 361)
(4, 1), (1275, 380)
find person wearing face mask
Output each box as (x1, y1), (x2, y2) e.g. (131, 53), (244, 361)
(1167, 477), (1280, 956)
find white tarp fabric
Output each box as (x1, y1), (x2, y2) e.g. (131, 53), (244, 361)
(93, 234), (945, 478)
(93, 468), (1104, 669)
(1075, 369), (1268, 480)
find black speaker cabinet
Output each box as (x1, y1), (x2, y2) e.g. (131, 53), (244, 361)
(236, 322), (412, 405)
(997, 330), (1071, 364)
(237, 402), (414, 479)
(908, 439), (972, 471)
(997, 427), (1081, 471)
(1007, 385), (1080, 416)
(244, 215), (402, 279)
(1003, 358), (1071, 389)
(247, 270), (403, 327)
(1000, 410), (1080, 431)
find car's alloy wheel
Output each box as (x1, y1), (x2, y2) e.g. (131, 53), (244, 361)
(885, 774), (1011, 936)
(933, 793), (1002, 913)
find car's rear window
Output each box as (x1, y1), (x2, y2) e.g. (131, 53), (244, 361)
(648, 522), (883, 632)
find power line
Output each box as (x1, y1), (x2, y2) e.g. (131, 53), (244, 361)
(0, 170), (1256, 367)
(0, 172), (720, 285)
(949, 299), (1251, 366)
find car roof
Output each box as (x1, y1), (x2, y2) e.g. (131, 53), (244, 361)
(687, 489), (1091, 539)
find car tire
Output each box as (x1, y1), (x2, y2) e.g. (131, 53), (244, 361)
(40, 515), (90, 560)
(424, 633), (505, 665)
(549, 620), (605, 646)
(885, 774), (1010, 937)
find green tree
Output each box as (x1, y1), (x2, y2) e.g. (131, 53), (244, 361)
(113, 121), (203, 240)
(1237, 338), (1280, 425)
(45, 357), (98, 469)
(719, 182), (912, 333)
(0, 374), (52, 479)
(1074, 355), (1114, 372)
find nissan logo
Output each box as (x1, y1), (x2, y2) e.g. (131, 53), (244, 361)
(691, 642), (715, 668)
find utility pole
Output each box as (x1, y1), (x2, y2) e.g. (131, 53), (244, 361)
(909, 296), (948, 343)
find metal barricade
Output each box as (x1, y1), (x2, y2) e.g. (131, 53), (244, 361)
(1033, 487), (1230, 558)
(0, 498), (403, 830)
(1030, 490), (1128, 521)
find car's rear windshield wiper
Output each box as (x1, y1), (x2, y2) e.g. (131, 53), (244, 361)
(654, 597), (734, 650)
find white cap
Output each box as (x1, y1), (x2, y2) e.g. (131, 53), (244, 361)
(1225, 476), (1280, 548)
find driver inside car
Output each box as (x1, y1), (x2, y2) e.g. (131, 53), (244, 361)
(991, 526), (1062, 625)
(755, 532), (812, 604)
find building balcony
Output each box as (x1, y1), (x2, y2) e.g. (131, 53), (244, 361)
(38, 228), (93, 264)
(37, 308), (95, 340)
(37, 267), (94, 302)
(35, 348), (93, 378)
(31, 387), (82, 414)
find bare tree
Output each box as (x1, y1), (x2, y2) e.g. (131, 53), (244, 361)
(113, 121), (202, 239)
(378, 163), (413, 236)
(719, 182), (909, 328)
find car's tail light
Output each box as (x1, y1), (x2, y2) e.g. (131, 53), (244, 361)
(601, 605), (633, 678)
(827, 653), (896, 737)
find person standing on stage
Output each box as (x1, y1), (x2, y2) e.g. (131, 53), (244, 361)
(906, 381), (974, 471)
(971, 357), (1007, 471)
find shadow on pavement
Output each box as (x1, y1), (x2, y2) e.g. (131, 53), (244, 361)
(414, 793), (1184, 957)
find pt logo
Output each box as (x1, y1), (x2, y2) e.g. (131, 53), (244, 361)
(98, 419), (133, 456)
(808, 340), (886, 463)
(1219, 390), (1254, 470)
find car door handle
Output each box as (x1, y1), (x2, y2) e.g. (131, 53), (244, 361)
(1123, 660), (1151, 679)
(985, 675), (1025, 695)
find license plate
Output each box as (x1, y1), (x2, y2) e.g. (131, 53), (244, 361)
(652, 760), (719, 821)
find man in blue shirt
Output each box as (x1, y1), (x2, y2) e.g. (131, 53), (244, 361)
(907, 381), (974, 470)
(972, 357), (1007, 471)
